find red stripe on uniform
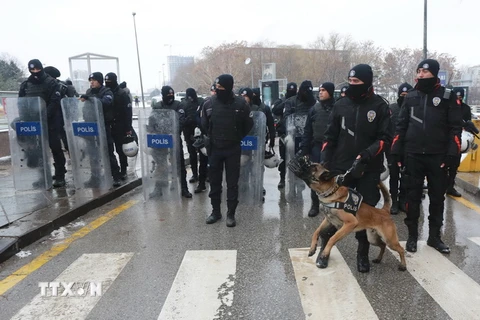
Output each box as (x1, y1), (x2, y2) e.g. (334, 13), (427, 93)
(321, 142), (328, 151)
(391, 135), (399, 150)
(455, 135), (461, 153)
(375, 140), (385, 156)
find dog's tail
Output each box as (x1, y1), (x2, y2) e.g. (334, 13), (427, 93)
(378, 181), (391, 212)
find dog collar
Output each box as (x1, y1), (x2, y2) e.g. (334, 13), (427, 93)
(316, 183), (339, 198)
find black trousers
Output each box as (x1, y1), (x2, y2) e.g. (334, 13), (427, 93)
(48, 127), (66, 178)
(403, 153), (447, 229)
(198, 152), (208, 184)
(385, 149), (403, 202)
(208, 144), (241, 204)
(105, 124), (120, 178)
(278, 138), (286, 180)
(112, 127), (128, 173)
(447, 154), (461, 189)
(183, 125), (198, 177)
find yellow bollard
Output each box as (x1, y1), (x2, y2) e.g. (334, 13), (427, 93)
(458, 119), (480, 172)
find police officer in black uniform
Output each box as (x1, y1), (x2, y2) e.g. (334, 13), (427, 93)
(181, 88), (201, 183)
(201, 74), (254, 227)
(387, 82), (413, 214)
(446, 87), (472, 197)
(105, 72), (133, 180)
(321, 64), (392, 272)
(272, 82), (297, 188)
(152, 85), (192, 198)
(391, 59), (462, 254)
(301, 82), (335, 217)
(338, 86), (348, 99)
(19, 59), (67, 188)
(80, 72), (121, 187)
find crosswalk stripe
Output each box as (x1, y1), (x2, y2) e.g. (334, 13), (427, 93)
(10, 253), (134, 320)
(289, 247), (378, 320)
(469, 237), (480, 247)
(158, 250), (236, 320)
(391, 241), (480, 319)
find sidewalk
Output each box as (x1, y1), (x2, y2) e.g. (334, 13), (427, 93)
(0, 156), (141, 263)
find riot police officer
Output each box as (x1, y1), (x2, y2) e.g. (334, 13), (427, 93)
(391, 59), (462, 254)
(201, 74), (254, 227)
(152, 85), (192, 198)
(252, 88), (276, 150)
(105, 72), (133, 180)
(321, 64), (392, 272)
(80, 72), (121, 187)
(301, 82), (335, 217)
(19, 59), (66, 188)
(446, 87), (472, 197)
(388, 83), (413, 214)
(181, 88), (201, 183)
(272, 82), (297, 188)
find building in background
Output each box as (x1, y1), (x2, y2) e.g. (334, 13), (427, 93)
(166, 56), (194, 84)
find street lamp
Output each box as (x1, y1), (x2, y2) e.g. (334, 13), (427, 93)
(132, 12), (146, 109)
(423, 0), (427, 60)
(245, 58), (253, 88)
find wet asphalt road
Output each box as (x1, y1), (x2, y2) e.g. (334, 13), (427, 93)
(1, 166), (480, 320)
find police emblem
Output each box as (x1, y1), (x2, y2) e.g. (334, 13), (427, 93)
(169, 89), (173, 94)
(351, 193), (359, 204)
(105, 75), (109, 80)
(367, 110), (376, 122)
(402, 87), (408, 92)
(433, 97), (441, 106)
(349, 70), (356, 77)
(423, 63), (429, 69)
(249, 111), (253, 118)
(29, 64), (34, 69)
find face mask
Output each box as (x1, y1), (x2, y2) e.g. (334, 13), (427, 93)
(29, 70), (45, 83)
(105, 81), (116, 89)
(215, 89), (231, 103)
(162, 96), (174, 105)
(345, 83), (370, 101)
(397, 96), (405, 106)
(415, 77), (437, 93)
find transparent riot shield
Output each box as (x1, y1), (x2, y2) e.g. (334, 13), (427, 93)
(61, 97), (113, 190)
(6, 97), (53, 191)
(285, 113), (308, 201)
(139, 109), (181, 201)
(238, 111), (267, 204)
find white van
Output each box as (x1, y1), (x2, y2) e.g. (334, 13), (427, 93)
(175, 92), (186, 101)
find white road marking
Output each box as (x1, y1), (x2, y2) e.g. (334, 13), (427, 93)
(158, 250), (236, 320)
(391, 241), (480, 320)
(10, 253), (134, 320)
(468, 237), (480, 247)
(289, 247), (378, 320)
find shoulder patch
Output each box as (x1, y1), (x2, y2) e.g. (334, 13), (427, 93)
(178, 109), (185, 113)
(249, 111), (253, 118)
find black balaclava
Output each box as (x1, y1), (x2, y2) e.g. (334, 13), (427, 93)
(215, 74), (234, 103)
(44, 66), (61, 79)
(415, 59), (440, 93)
(285, 82), (297, 99)
(241, 87), (254, 105)
(345, 64), (373, 101)
(298, 80), (316, 106)
(397, 82), (413, 106)
(186, 88), (198, 103)
(104, 72), (118, 90)
(161, 85), (175, 105)
(28, 59), (45, 83)
(454, 87), (465, 105)
(252, 87), (262, 105)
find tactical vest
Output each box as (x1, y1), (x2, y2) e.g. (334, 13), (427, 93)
(210, 96), (246, 142)
(183, 100), (198, 126)
(21, 75), (56, 104)
(312, 102), (333, 143)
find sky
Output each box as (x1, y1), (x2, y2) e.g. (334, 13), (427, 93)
(2, 0), (478, 95)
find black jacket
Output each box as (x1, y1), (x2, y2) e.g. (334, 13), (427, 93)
(251, 102), (276, 145)
(111, 86), (133, 133)
(392, 86), (462, 156)
(85, 86), (114, 123)
(301, 98), (335, 154)
(322, 94), (392, 172)
(19, 73), (60, 123)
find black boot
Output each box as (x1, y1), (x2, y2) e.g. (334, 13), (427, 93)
(308, 190), (320, 217)
(226, 200), (238, 227)
(406, 224), (418, 253)
(446, 187), (461, 197)
(427, 227), (450, 254)
(181, 187), (192, 198)
(194, 182), (207, 193)
(189, 175), (198, 183)
(206, 202), (222, 224)
(278, 178), (285, 189)
(390, 200), (399, 215)
(356, 235), (370, 273)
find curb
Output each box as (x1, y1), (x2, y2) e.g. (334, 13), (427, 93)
(0, 178), (142, 264)
(455, 176), (480, 196)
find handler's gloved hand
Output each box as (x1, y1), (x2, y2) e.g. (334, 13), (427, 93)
(358, 150), (371, 163)
(80, 94), (89, 100)
(336, 171), (354, 187)
(441, 155), (457, 170)
(349, 158), (366, 179)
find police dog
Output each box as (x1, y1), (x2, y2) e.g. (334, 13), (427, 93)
(288, 156), (407, 271)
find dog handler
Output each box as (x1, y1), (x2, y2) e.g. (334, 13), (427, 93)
(321, 64), (392, 273)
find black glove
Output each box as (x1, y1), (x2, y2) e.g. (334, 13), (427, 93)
(349, 158), (366, 179)
(442, 155), (457, 169)
(123, 135), (135, 144)
(358, 150), (371, 163)
(392, 154), (403, 167)
(80, 94), (89, 100)
(465, 120), (479, 134)
(336, 171), (354, 187)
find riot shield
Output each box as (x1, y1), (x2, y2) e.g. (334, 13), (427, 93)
(139, 108), (181, 201)
(6, 97), (53, 191)
(238, 111), (266, 204)
(61, 97), (113, 190)
(285, 113), (308, 201)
